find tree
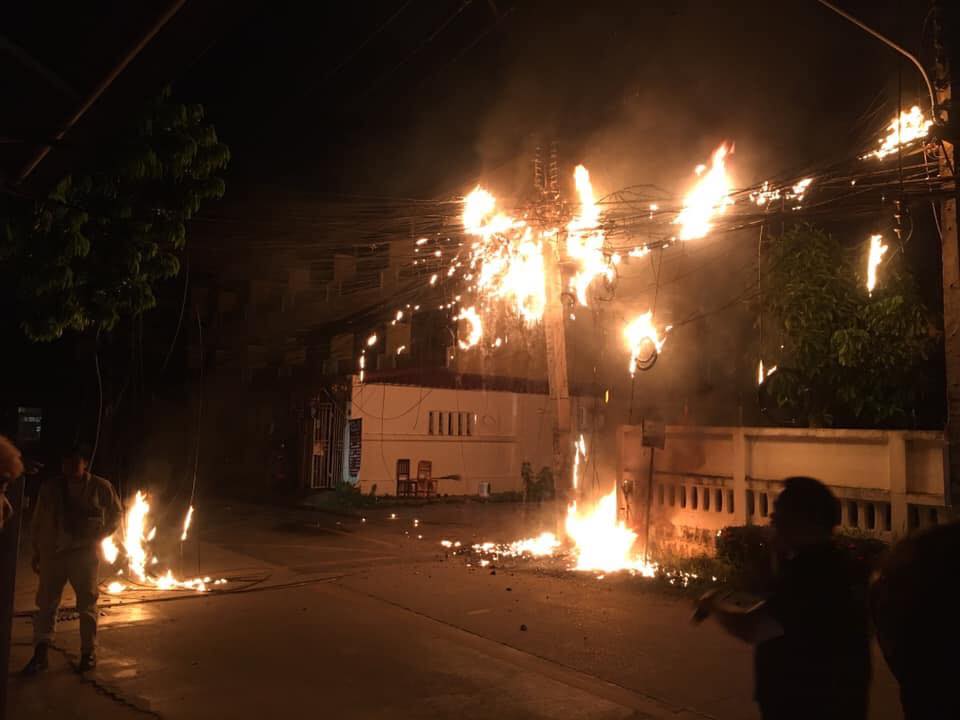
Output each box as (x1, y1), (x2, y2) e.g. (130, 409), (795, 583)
(1, 87), (230, 341)
(762, 224), (935, 427)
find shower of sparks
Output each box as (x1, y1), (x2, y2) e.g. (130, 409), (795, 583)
(867, 105), (933, 160)
(624, 311), (667, 376)
(674, 143), (734, 240)
(750, 177), (813, 207)
(866, 234), (888, 294)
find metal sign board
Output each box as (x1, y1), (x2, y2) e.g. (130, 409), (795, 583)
(642, 419), (666, 449)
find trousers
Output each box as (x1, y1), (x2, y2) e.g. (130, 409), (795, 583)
(33, 547), (100, 654)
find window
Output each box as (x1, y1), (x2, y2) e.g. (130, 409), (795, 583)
(726, 490), (734, 514)
(746, 490), (755, 516)
(847, 500), (858, 528)
(658, 484), (665, 505)
(668, 485), (676, 507)
(430, 410), (473, 436)
(691, 486), (699, 510)
(865, 503), (876, 530)
(703, 487), (711, 511)
(714, 488), (723, 513)
(759, 493), (769, 517)
(679, 486), (687, 509)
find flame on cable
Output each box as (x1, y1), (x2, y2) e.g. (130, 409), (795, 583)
(567, 165), (613, 306)
(180, 505), (194, 542)
(867, 106), (933, 160)
(101, 491), (223, 594)
(867, 234), (888, 294)
(624, 311), (666, 376)
(675, 143), (734, 240)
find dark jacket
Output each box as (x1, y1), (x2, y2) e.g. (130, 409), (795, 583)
(32, 473), (122, 558)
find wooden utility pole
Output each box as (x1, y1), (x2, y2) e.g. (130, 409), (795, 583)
(933, 4), (959, 501)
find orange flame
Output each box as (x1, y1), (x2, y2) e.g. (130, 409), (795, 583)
(675, 143), (734, 240)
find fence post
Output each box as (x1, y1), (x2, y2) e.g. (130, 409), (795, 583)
(887, 432), (908, 538)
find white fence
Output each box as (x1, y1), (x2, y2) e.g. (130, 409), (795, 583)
(616, 425), (953, 555)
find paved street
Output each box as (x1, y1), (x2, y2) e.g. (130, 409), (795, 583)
(7, 500), (903, 719)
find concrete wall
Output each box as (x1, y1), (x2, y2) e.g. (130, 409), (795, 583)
(350, 379), (581, 496)
(617, 424), (952, 556)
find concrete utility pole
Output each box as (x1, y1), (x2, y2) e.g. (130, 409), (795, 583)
(534, 142), (573, 496)
(932, 4), (959, 502)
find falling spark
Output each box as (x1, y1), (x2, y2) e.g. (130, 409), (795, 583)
(867, 105), (933, 160)
(359, 353), (365, 383)
(395, 310), (404, 322)
(572, 435), (587, 490)
(429, 274), (438, 286)
(366, 334), (378, 347)
(416, 238), (428, 246)
(180, 505), (194, 542)
(628, 246), (649, 258)
(396, 345), (406, 355)
(624, 312), (666, 376)
(107, 581), (125, 595)
(675, 143), (734, 240)
(456, 307), (483, 349)
(441, 540), (453, 548)
(867, 234), (888, 293)
(757, 360), (778, 385)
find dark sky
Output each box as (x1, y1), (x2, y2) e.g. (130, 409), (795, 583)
(170, 0), (939, 200)
(1, 1), (948, 200)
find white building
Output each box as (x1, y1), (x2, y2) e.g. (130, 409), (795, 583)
(347, 374), (591, 497)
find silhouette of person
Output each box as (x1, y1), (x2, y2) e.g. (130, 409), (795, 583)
(871, 519), (960, 720)
(694, 476), (870, 720)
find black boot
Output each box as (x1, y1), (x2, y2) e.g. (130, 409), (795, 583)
(77, 651), (96, 673)
(21, 643), (49, 675)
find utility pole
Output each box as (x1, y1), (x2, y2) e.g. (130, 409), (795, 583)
(933, 3), (959, 502)
(534, 142), (573, 496)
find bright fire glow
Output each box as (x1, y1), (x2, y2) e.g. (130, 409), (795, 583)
(180, 505), (194, 542)
(567, 165), (614, 306)
(868, 105), (933, 160)
(750, 177), (813, 207)
(624, 311), (666, 376)
(565, 490), (656, 576)
(102, 491), (223, 594)
(867, 234), (888, 293)
(675, 143), (734, 240)
(456, 306), (483, 349)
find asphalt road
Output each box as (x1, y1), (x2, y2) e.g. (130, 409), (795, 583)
(6, 500), (903, 719)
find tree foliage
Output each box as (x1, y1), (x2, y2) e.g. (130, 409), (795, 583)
(1, 87), (229, 341)
(763, 224), (935, 427)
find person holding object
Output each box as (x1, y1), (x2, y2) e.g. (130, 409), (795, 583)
(22, 443), (122, 674)
(692, 476), (870, 720)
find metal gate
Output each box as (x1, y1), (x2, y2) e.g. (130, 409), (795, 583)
(306, 401), (346, 490)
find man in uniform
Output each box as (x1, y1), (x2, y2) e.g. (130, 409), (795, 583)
(22, 444), (122, 674)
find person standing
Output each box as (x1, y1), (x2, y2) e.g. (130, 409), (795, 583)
(871, 520), (960, 720)
(693, 476), (871, 720)
(21, 444), (122, 674)
(0, 436), (23, 530)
